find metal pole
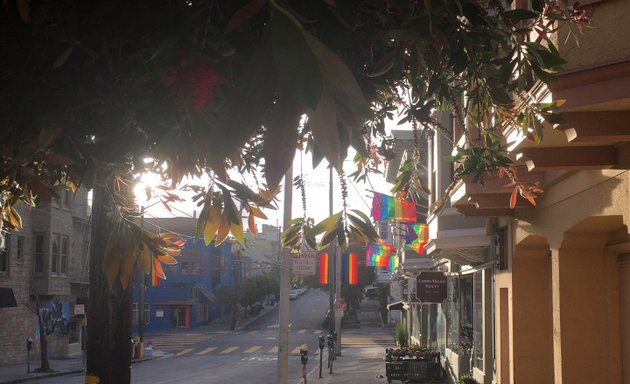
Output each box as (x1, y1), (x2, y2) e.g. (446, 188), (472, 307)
(138, 208), (145, 359)
(277, 166), (293, 384)
(328, 167), (335, 341)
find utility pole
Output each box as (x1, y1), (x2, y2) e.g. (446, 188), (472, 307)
(328, 167), (335, 340)
(277, 166), (292, 384)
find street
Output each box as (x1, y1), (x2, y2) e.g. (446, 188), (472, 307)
(28, 289), (331, 384)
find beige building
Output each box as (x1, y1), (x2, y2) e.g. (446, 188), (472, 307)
(447, 1), (630, 383)
(0, 189), (91, 363)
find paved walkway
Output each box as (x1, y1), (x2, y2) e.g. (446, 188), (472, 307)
(0, 297), (396, 384)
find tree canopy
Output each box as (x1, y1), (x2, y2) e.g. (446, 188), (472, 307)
(1, 0), (586, 285)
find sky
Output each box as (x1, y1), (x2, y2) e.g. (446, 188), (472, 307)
(134, 151), (394, 232)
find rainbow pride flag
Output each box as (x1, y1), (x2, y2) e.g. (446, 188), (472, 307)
(342, 252), (358, 285)
(389, 255), (398, 273)
(319, 253), (329, 285)
(405, 223), (429, 254)
(371, 192), (416, 222)
(365, 243), (394, 267)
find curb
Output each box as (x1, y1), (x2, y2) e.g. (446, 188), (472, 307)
(0, 354), (161, 384)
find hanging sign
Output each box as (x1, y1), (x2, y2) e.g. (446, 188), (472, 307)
(416, 271), (447, 303)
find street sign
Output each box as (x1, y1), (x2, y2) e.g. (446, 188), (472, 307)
(292, 251), (316, 276)
(416, 271), (447, 303)
(74, 303), (85, 315)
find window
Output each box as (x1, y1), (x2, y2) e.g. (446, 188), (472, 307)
(16, 236), (24, 264)
(180, 249), (201, 274)
(51, 233), (60, 274)
(496, 226), (508, 270)
(0, 233), (9, 274)
(133, 303), (150, 325)
(62, 190), (71, 209)
(61, 235), (69, 275)
(33, 233), (45, 273)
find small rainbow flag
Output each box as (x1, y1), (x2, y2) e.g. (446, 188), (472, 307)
(365, 243), (394, 267)
(371, 192), (416, 222)
(405, 223), (429, 254)
(342, 252), (358, 285)
(319, 253), (329, 285)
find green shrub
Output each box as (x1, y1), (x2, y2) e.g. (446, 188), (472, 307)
(458, 374), (478, 384)
(394, 322), (408, 348)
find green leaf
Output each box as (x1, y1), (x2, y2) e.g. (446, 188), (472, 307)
(309, 92), (343, 171)
(263, 98), (300, 189)
(271, 5), (322, 110)
(303, 32), (371, 118)
(308, 212), (343, 238)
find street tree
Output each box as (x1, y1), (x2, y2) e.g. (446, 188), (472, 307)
(1, 0), (587, 382)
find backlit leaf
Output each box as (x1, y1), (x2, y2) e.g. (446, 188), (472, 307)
(215, 213), (231, 245)
(309, 92), (342, 171)
(137, 243), (151, 275)
(510, 187), (518, 209)
(204, 206), (222, 246)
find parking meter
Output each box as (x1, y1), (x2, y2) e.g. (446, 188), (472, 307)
(26, 337), (33, 374)
(327, 334), (334, 348)
(300, 344), (308, 365)
(332, 330), (337, 342)
(318, 335), (325, 350)
(318, 336), (325, 378)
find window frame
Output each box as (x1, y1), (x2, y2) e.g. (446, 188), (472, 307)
(33, 232), (46, 274)
(0, 233), (9, 274)
(51, 233), (60, 275)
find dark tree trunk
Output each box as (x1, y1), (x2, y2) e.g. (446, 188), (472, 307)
(86, 185), (133, 384)
(38, 324), (50, 371)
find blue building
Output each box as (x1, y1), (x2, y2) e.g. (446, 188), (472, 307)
(132, 217), (241, 333)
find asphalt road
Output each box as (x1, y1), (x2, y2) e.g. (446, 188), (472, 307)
(28, 288), (331, 384)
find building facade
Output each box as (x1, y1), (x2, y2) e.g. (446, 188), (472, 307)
(0, 189), (91, 364)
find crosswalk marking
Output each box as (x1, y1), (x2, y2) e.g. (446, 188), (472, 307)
(291, 346), (302, 354)
(297, 330), (306, 334)
(244, 346), (262, 353)
(221, 346), (239, 354)
(196, 347), (217, 355)
(267, 346), (278, 353)
(313, 330), (322, 334)
(176, 348), (194, 356)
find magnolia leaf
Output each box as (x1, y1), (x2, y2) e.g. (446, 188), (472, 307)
(303, 32), (371, 118)
(250, 206), (268, 219)
(264, 98), (300, 189)
(510, 187), (518, 209)
(153, 257), (166, 280)
(248, 213), (257, 236)
(231, 217), (244, 244)
(309, 92), (343, 171)
(137, 243), (151, 275)
(158, 254), (178, 265)
(271, 5), (322, 110)
(195, 205), (209, 242)
(308, 212), (342, 238)
(7, 207), (22, 230)
(204, 206), (222, 246)
(215, 213), (232, 245)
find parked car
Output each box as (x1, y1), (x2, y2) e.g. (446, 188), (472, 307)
(364, 286), (379, 299)
(289, 289), (299, 300)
